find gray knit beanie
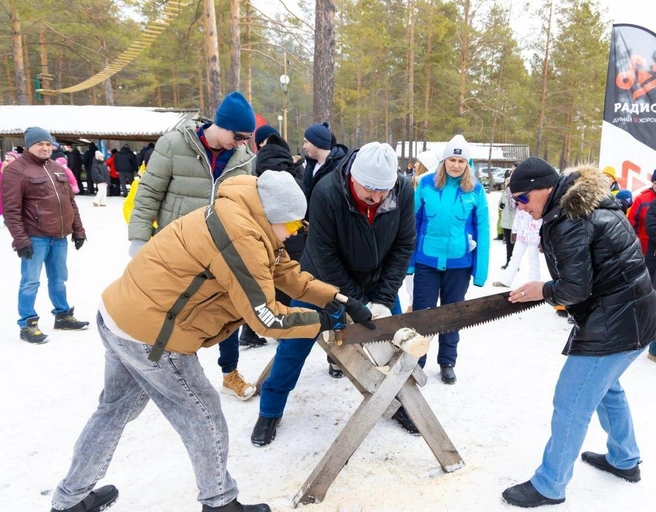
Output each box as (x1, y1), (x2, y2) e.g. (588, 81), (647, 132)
(257, 170), (307, 223)
(24, 127), (53, 148)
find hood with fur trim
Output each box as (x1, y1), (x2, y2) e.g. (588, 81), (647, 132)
(558, 164), (614, 219)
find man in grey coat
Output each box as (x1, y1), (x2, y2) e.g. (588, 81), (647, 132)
(127, 91), (257, 400)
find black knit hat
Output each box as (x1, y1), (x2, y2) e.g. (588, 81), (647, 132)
(304, 122), (332, 150)
(255, 125), (279, 147)
(509, 157), (559, 194)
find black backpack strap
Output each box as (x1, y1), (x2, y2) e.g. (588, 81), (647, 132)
(148, 267), (214, 363)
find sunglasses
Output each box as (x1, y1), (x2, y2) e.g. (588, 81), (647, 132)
(511, 191), (531, 205)
(231, 131), (252, 142)
(284, 220), (304, 235)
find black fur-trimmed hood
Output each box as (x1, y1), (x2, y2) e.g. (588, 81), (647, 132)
(559, 164), (614, 219)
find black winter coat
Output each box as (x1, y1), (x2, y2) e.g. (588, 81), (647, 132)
(255, 134), (306, 261)
(90, 160), (110, 184)
(302, 143), (348, 212)
(300, 150), (416, 309)
(643, 201), (656, 284)
(540, 165), (656, 356)
(114, 146), (138, 174)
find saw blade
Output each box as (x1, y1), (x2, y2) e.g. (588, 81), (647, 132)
(337, 292), (545, 345)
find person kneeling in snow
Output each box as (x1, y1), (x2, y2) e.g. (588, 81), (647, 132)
(50, 171), (374, 512)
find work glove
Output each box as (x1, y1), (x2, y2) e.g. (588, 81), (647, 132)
(128, 239), (147, 258)
(366, 302), (392, 320)
(17, 245), (33, 260)
(318, 299), (347, 332)
(468, 234), (477, 252)
(73, 238), (85, 251)
(344, 297), (376, 329)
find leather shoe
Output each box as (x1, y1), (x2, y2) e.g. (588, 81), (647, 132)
(392, 406), (420, 435)
(502, 481), (565, 508)
(251, 415), (281, 446)
(50, 485), (118, 511)
(581, 452), (641, 482)
(202, 499), (271, 511)
(440, 364), (456, 385)
(328, 362), (343, 378)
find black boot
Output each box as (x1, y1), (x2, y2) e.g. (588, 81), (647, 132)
(239, 324), (267, 348)
(54, 307), (89, 330)
(581, 452), (641, 482)
(50, 485), (118, 512)
(328, 362), (343, 378)
(251, 415), (281, 446)
(440, 364), (456, 385)
(20, 317), (48, 344)
(502, 481), (565, 508)
(202, 499), (271, 512)
(392, 406), (420, 435)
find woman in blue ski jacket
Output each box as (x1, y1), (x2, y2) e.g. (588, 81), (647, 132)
(411, 134), (490, 384)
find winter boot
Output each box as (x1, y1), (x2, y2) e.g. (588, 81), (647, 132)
(251, 415), (281, 446)
(238, 324), (267, 348)
(502, 481), (565, 508)
(392, 406), (420, 436)
(222, 370), (256, 401)
(50, 485), (118, 512)
(20, 317), (49, 344)
(440, 364), (456, 385)
(202, 499), (271, 511)
(54, 307), (89, 330)
(581, 452), (641, 482)
(328, 362), (343, 379)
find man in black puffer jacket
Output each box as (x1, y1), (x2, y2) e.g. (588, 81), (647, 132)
(251, 142), (416, 446)
(502, 158), (656, 508)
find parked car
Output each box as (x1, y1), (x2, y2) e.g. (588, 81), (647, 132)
(478, 167), (508, 190)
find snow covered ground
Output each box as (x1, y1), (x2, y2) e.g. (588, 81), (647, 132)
(1, 191), (654, 512)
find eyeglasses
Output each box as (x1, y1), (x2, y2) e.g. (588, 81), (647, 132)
(284, 220), (303, 235)
(231, 131), (252, 142)
(511, 191), (532, 205)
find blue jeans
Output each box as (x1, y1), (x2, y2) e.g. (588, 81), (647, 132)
(649, 340), (656, 357)
(52, 312), (238, 509)
(217, 330), (239, 374)
(412, 264), (471, 367)
(260, 296), (401, 419)
(18, 236), (70, 328)
(530, 348), (646, 500)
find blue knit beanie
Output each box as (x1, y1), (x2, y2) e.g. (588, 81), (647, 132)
(214, 91), (256, 133)
(304, 122), (332, 150)
(24, 126), (53, 148)
(255, 125), (280, 147)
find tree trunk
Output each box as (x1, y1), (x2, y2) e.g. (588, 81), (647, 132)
(457, 0), (471, 129)
(198, 55), (205, 112)
(422, 32), (433, 151)
(55, 52), (63, 104)
(39, 25), (51, 105)
(244, 1), (253, 102)
(535, 1), (553, 157)
(101, 41), (114, 106)
(23, 35), (33, 104)
(228, 0), (241, 92)
(9, 4), (28, 104)
(4, 54), (15, 104)
(313, 0), (336, 123)
(203, 0), (222, 114)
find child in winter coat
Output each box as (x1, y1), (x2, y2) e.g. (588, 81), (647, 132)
(90, 151), (110, 206)
(54, 157), (80, 194)
(493, 208), (542, 287)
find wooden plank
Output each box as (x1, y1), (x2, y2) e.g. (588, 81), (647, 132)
(293, 350), (419, 506)
(397, 383), (465, 472)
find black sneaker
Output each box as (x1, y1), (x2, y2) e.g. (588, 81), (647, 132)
(251, 415), (281, 447)
(440, 364), (456, 385)
(20, 317), (49, 344)
(328, 362), (343, 378)
(238, 324), (267, 348)
(502, 481), (565, 508)
(581, 452), (641, 482)
(202, 499), (271, 511)
(50, 485), (118, 512)
(54, 307), (89, 330)
(392, 406), (420, 435)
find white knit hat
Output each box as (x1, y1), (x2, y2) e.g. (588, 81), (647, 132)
(257, 170), (307, 223)
(442, 134), (470, 162)
(350, 142), (398, 191)
(416, 150), (439, 173)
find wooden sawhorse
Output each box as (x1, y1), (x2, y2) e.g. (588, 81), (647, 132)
(255, 337), (464, 506)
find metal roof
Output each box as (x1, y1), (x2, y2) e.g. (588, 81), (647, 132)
(0, 105), (202, 142)
(396, 141), (530, 162)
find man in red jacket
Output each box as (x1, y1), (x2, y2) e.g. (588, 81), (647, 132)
(1, 127), (89, 344)
(627, 170), (656, 254)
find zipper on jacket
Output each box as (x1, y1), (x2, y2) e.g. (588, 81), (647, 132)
(43, 162), (65, 237)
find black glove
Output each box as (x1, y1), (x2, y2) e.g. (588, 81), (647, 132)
(73, 238), (85, 250)
(318, 299), (347, 332)
(17, 245), (33, 260)
(343, 297), (376, 329)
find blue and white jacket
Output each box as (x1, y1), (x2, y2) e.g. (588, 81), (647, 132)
(411, 173), (490, 286)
